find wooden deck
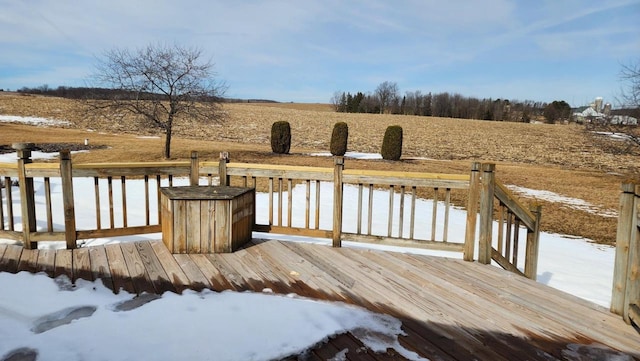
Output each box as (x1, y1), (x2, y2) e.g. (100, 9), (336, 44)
(0, 239), (638, 360)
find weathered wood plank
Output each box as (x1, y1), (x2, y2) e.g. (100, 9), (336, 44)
(281, 241), (356, 289)
(205, 254), (250, 291)
(249, 240), (348, 302)
(104, 243), (135, 294)
(341, 233), (464, 253)
(119, 242), (154, 294)
(214, 199), (230, 253)
(135, 241), (176, 294)
(149, 240), (190, 293)
(201, 200), (214, 253)
(241, 242), (324, 297)
(0, 244), (7, 261)
(76, 225), (161, 240)
(209, 249), (269, 291)
(186, 200), (201, 253)
(35, 248), (56, 277)
(252, 224), (332, 238)
(491, 248), (526, 277)
(72, 163), (190, 177)
(60, 151), (77, 249)
(160, 192), (173, 252)
(53, 249), (73, 280)
(17, 248), (38, 273)
(173, 199), (187, 253)
(173, 254), (211, 291)
(88, 246), (114, 291)
(187, 254), (230, 291)
(72, 247), (93, 282)
(494, 181), (536, 230)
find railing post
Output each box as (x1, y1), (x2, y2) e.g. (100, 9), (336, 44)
(524, 204), (542, 280)
(14, 143), (37, 249)
(190, 151), (199, 186)
(611, 183), (636, 318)
(60, 150), (77, 249)
(614, 183), (640, 324)
(218, 152), (229, 186)
(333, 156), (344, 247)
(623, 184), (640, 324)
(464, 162), (481, 261)
(478, 163), (495, 264)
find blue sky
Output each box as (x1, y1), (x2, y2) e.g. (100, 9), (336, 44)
(1, 0), (638, 107)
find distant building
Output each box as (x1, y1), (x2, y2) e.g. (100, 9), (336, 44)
(573, 105), (606, 123)
(572, 97), (638, 125)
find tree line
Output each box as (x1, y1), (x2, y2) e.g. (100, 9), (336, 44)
(14, 85), (224, 102)
(331, 81), (566, 123)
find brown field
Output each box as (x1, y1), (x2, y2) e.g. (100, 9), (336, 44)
(1, 92), (637, 244)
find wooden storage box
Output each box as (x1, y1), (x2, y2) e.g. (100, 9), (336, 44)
(160, 186), (255, 253)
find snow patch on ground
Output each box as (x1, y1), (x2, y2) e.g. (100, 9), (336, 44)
(506, 185), (617, 218)
(0, 272), (424, 361)
(0, 115), (70, 126)
(309, 151), (382, 160)
(0, 151), (64, 162)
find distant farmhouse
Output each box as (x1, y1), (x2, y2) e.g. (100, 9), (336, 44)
(573, 97), (638, 125)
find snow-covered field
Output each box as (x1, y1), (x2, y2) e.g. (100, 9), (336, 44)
(0, 115), (620, 360)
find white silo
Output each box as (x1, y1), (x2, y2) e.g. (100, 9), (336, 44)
(594, 97), (603, 112)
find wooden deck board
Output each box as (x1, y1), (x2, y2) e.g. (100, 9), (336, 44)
(17, 248), (38, 273)
(53, 249), (72, 280)
(187, 254), (230, 291)
(173, 254), (211, 291)
(35, 248), (56, 277)
(135, 241), (176, 294)
(119, 242), (155, 294)
(204, 253), (251, 291)
(149, 240), (191, 293)
(0, 244), (22, 273)
(88, 246), (114, 291)
(0, 244), (7, 261)
(0, 239), (638, 360)
(72, 247), (92, 282)
(104, 243), (135, 294)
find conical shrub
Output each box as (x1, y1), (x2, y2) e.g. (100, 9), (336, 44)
(330, 122), (348, 156)
(381, 125), (402, 161)
(271, 121), (291, 154)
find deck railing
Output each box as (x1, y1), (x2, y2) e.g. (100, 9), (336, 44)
(0, 145), (542, 278)
(612, 183), (640, 326)
(475, 164), (543, 280)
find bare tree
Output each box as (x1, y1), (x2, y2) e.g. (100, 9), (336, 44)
(586, 59), (640, 155)
(374, 81), (399, 114)
(618, 60), (640, 111)
(330, 91), (346, 112)
(88, 43), (227, 158)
